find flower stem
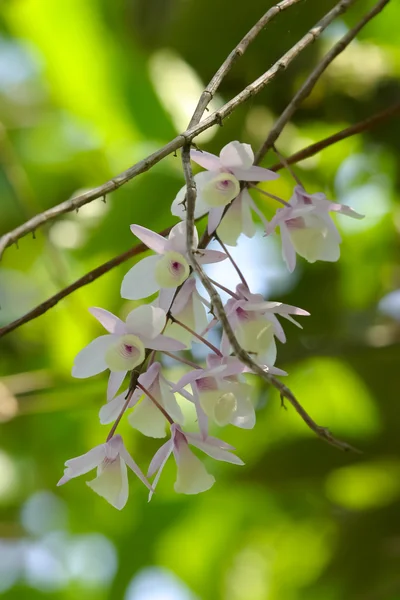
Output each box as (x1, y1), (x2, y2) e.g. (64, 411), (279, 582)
(106, 387), (134, 441)
(249, 183), (291, 207)
(161, 350), (202, 369)
(169, 315), (223, 356)
(214, 234), (248, 288)
(208, 277), (240, 299)
(272, 144), (303, 187)
(136, 382), (174, 424)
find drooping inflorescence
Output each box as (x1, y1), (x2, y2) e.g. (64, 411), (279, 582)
(58, 141), (363, 509)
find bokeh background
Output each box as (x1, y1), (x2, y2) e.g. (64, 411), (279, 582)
(1, 0), (400, 598)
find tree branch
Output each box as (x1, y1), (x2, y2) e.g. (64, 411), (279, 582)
(0, 0), (356, 259)
(255, 0), (391, 164)
(2, 98), (397, 340)
(268, 101), (400, 172)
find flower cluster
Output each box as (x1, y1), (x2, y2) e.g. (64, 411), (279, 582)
(59, 141), (363, 509)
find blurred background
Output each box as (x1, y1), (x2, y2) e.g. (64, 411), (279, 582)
(1, 0), (400, 598)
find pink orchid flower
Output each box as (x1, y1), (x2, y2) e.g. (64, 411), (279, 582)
(162, 277), (209, 347)
(120, 221), (226, 311)
(220, 284), (309, 367)
(57, 435), (152, 510)
(147, 423), (244, 498)
(265, 185), (364, 272)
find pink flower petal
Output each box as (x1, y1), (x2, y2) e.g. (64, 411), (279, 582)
(207, 206), (225, 234)
(130, 224), (167, 254)
(190, 149), (221, 171)
(107, 371), (127, 400)
(197, 249), (227, 264)
(232, 165), (279, 182)
(88, 307), (126, 334)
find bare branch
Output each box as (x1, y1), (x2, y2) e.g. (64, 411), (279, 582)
(0, 226), (172, 339)
(1, 98), (398, 340)
(0, 0), (356, 259)
(269, 101), (400, 172)
(255, 0), (391, 164)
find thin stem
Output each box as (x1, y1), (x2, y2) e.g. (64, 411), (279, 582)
(214, 234), (248, 288)
(136, 382), (173, 424)
(208, 277), (240, 299)
(269, 101), (400, 172)
(169, 315), (223, 357)
(160, 350), (202, 370)
(248, 184), (291, 207)
(106, 387), (134, 441)
(272, 145), (303, 186)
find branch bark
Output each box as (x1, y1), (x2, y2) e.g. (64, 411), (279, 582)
(255, 0), (391, 164)
(0, 0), (356, 259)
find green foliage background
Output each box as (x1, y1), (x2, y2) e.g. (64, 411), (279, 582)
(1, 0), (400, 598)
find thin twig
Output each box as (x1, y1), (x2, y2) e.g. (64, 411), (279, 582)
(1, 99), (397, 340)
(269, 101), (400, 172)
(160, 350), (202, 370)
(106, 387), (134, 441)
(0, 226), (172, 338)
(214, 234), (248, 287)
(189, 0), (305, 125)
(0, 0), (356, 259)
(249, 183), (291, 206)
(136, 382), (174, 424)
(255, 0), (391, 164)
(169, 315), (223, 356)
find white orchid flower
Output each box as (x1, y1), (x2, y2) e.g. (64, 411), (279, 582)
(147, 423), (244, 499)
(72, 304), (185, 400)
(172, 141), (278, 239)
(57, 435), (152, 510)
(121, 221), (226, 310)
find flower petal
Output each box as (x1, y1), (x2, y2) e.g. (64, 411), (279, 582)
(197, 249), (227, 264)
(57, 444), (106, 485)
(129, 398), (168, 438)
(87, 456), (129, 510)
(280, 223), (297, 272)
(130, 224), (167, 254)
(188, 437), (244, 465)
(173, 442), (215, 494)
(88, 307), (126, 334)
(143, 333), (185, 352)
(72, 335), (115, 378)
(232, 165), (279, 182)
(166, 221), (199, 254)
(207, 206), (225, 235)
(220, 141), (254, 170)
(120, 255), (161, 300)
(126, 305), (166, 339)
(107, 371), (127, 400)
(190, 149), (221, 171)
(119, 444), (153, 491)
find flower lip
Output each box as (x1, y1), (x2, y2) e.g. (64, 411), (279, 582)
(105, 334), (146, 372)
(154, 251), (190, 288)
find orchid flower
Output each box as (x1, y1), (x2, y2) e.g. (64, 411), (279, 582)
(120, 221), (226, 310)
(147, 423), (244, 498)
(72, 304), (184, 401)
(219, 284), (309, 367)
(171, 141), (279, 237)
(163, 277), (209, 347)
(57, 435), (152, 510)
(172, 354), (256, 436)
(265, 185), (364, 272)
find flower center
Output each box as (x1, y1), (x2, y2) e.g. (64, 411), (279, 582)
(201, 172), (240, 207)
(155, 251), (190, 288)
(105, 334), (146, 372)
